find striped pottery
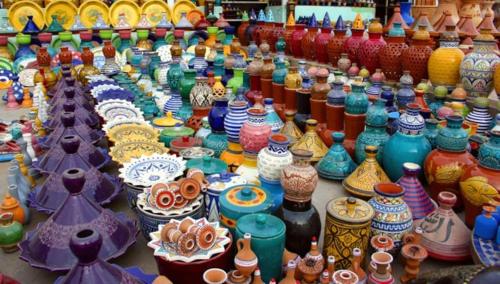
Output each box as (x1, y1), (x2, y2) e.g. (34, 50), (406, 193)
(224, 101), (249, 143)
(397, 163), (436, 220)
(465, 98), (493, 134)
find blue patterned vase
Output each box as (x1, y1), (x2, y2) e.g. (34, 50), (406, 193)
(224, 101), (249, 143)
(465, 97), (493, 134)
(345, 83), (369, 114)
(264, 98), (284, 133)
(437, 115), (469, 152)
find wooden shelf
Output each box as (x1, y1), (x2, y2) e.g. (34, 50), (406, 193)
(220, 1), (268, 4)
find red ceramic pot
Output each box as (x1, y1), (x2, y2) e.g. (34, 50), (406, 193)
(59, 47), (73, 65)
(261, 78), (273, 99)
(240, 108), (272, 154)
(302, 26), (318, 61)
(170, 136), (203, 155)
(272, 82), (285, 120)
(291, 24), (307, 58)
(252, 21), (265, 45)
(258, 22), (273, 48)
(343, 112), (366, 158)
(343, 29), (365, 65)
(284, 87), (297, 113)
(379, 36), (408, 82)
(401, 40), (433, 85)
(238, 20), (250, 46)
(315, 27), (333, 64)
(284, 25), (295, 55)
(36, 47), (51, 67)
(155, 234), (234, 284)
(358, 32), (386, 74)
(246, 74), (262, 104)
(321, 103), (345, 147)
(187, 107), (211, 131)
(102, 41), (116, 58)
(268, 23), (284, 53)
(328, 30), (347, 67)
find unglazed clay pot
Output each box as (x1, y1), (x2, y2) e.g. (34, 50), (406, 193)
(379, 24), (408, 82)
(401, 25), (433, 85)
(234, 233), (258, 277)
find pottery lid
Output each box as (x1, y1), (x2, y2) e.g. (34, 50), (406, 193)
(236, 213), (285, 239)
(206, 172), (248, 193)
(220, 185), (272, 214)
(326, 197), (374, 224)
(179, 147), (215, 160)
(186, 156), (228, 175)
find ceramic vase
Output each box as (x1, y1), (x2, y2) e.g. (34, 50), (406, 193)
(239, 108), (271, 155)
(401, 26), (433, 85)
(368, 252), (395, 284)
(355, 98), (389, 164)
(234, 233), (258, 277)
(343, 28), (364, 65)
(465, 97), (493, 134)
(291, 25), (307, 58)
(328, 17), (347, 67)
(358, 19), (386, 74)
(0, 212), (23, 253)
(257, 134), (293, 183)
(379, 24), (408, 82)
(317, 132), (357, 181)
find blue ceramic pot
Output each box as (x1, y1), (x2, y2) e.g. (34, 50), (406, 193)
(474, 208), (498, 240)
(203, 132), (228, 157)
(224, 101), (249, 143)
(272, 60), (287, 84)
(478, 130), (500, 170)
(396, 83), (415, 110)
(264, 98), (284, 133)
(125, 183), (146, 212)
(437, 115), (468, 152)
(205, 173), (248, 222)
(259, 176), (283, 212)
(423, 118), (439, 149)
(355, 99), (389, 163)
(345, 83), (369, 115)
(317, 132), (357, 180)
(208, 98), (229, 132)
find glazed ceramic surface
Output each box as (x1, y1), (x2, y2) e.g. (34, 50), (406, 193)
(119, 154), (186, 186)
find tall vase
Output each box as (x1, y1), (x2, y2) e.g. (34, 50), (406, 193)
(379, 23), (408, 83)
(327, 19), (347, 67)
(343, 82), (369, 157)
(291, 24), (307, 58)
(355, 99), (389, 165)
(343, 28), (365, 65)
(465, 97), (493, 134)
(358, 19), (386, 74)
(257, 134), (293, 195)
(240, 108), (272, 155)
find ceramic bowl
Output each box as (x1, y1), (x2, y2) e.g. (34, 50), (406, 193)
(119, 154), (186, 186)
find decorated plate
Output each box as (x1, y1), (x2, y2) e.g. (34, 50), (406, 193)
(141, 0), (172, 27)
(18, 68), (37, 87)
(96, 98), (132, 114)
(107, 124), (159, 144)
(110, 139), (168, 164)
(109, 0), (141, 29)
(45, 0), (78, 30)
(119, 154), (187, 186)
(8, 1), (45, 32)
(99, 103), (144, 122)
(13, 55), (36, 73)
(78, 0), (110, 29)
(0, 58), (13, 72)
(187, 9), (204, 26)
(172, 0), (196, 25)
(148, 217), (230, 263)
(103, 117), (149, 133)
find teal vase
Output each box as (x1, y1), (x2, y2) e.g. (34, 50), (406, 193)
(264, 98), (284, 133)
(180, 69), (197, 102)
(227, 68), (244, 94)
(167, 60), (184, 92)
(316, 132), (357, 180)
(383, 104), (431, 181)
(235, 213), (285, 283)
(272, 60), (287, 84)
(345, 83), (369, 114)
(436, 115), (469, 152)
(214, 48), (225, 77)
(478, 130), (500, 170)
(423, 118), (439, 149)
(204, 132), (228, 157)
(355, 98), (389, 164)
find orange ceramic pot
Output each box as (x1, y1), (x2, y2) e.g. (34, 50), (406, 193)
(344, 113), (366, 158)
(327, 30), (347, 67)
(0, 194), (25, 224)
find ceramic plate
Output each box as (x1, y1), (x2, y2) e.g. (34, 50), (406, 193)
(110, 139), (168, 164)
(45, 0), (78, 30)
(172, 0), (196, 25)
(8, 1), (45, 32)
(99, 103), (144, 122)
(107, 124), (159, 144)
(103, 117), (149, 133)
(119, 154), (186, 186)
(141, 0), (172, 27)
(96, 98), (132, 114)
(18, 68), (37, 87)
(92, 85), (125, 100)
(109, 0), (141, 29)
(187, 9), (204, 26)
(78, 0), (110, 29)
(148, 217), (230, 263)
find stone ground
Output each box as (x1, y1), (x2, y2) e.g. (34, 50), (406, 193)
(0, 106), (457, 283)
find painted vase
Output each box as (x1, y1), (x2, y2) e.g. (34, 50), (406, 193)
(401, 26), (433, 85)
(235, 153), (260, 186)
(378, 23), (408, 82)
(290, 119), (328, 163)
(368, 183), (413, 250)
(0, 212), (23, 253)
(397, 74), (416, 109)
(358, 19), (386, 74)
(208, 98), (229, 133)
(383, 104), (432, 181)
(343, 82), (369, 156)
(302, 22), (318, 61)
(224, 101), (249, 143)
(368, 251), (395, 284)
(343, 28), (364, 65)
(419, 191), (471, 261)
(239, 108), (271, 155)
(355, 98), (389, 164)
(465, 97), (493, 134)
(460, 29), (500, 97)
(315, 26), (333, 64)
(321, 80), (346, 145)
(263, 98), (284, 133)
(205, 173), (248, 222)
(460, 130), (500, 228)
(234, 233), (259, 277)
(317, 132), (357, 181)
(323, 197), (374, 269)
(337, 53), (352, 74)
(424, 115), (477, 209)
(428, 26), (465, 89)
(0, 194), (25, 224)
(257, 134), (292, 183)
(397, 163), (436, 221)
(291, 24), (307, 58)
(180, 69), (197, 102)
(235, 213), (286, 283)
(423, 119), (439, 149)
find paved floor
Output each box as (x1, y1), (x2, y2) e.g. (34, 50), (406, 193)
(0, 106), (460, 283)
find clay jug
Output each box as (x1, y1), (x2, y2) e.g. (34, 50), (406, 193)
(234, 233), (258, 277)
(279, 260), (297, 284)
(252, 269), (265, 284)
(350, 248), (366, 283)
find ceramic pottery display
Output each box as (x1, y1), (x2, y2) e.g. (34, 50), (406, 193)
(368, 183), (413, 249)
(54, 229), (143, 284)
(119, 153), (186, 187)
(423, 119), (439, 149)
(235, 213), (285, 282)
(290, 119), (328, 162)
(368, 251), (395, 284)
(277, 149), (320, 256)
(358, 18), (386, 74)
(257, 134), (293, 183)
(19, 168), (137, 272)
(383, 104), (432, 181)
(425, 115), (476, 208)
(205, 173), (248, 222)
(379, 23), (408, 82)
(397, 163), (436, 221)
(297, 238), (324, 283)
(460, 130), (500, 228)
(0, 212), (23, 253)
(106, 122), (159, 144)
(465, 97), (493, 134)
(419, 192), (471, 261)
(186, 156), (227, 175)
(219, 185), (272, 234)
(1, 193), (26, 225)
(43, 111), (103, 147)
(343, 146), (390, 198)
(280, 111), (303, 147)
(323, 197), (374, 269)
(317, 132), (357, 181)
(460, 29), (500, 97)
(344, 15), (365, 65)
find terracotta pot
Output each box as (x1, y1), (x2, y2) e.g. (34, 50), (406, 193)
(343, 113), (366, 158)
(343, 29), (365, 65)
(291, 24), (307, 58)
(358, 19), (386, 74)
(59, 47), (72, 65)
(328, 30), (347, 67)
(234, 233), (258, 277)
(401, 27), (433, 84)
(379, 36), (408, 82)
(315, 27), (333, 64)
(302, 27), (318, 61)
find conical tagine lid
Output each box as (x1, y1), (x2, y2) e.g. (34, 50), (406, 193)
(19, 168), (137, 272)
(45, 101), (100, 131)
(49, 87), (94, 116)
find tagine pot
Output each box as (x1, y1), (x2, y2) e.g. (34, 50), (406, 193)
(397, 163), (436, 221)
(358, 19), (386, 74)
(41, 112), (103, 149)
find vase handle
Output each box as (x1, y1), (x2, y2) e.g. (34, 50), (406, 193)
(236, 238), (244, 252)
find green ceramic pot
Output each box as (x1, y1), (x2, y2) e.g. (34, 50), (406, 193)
(186, 156), (228, 175)
(0, 212), (23, 253)
(345, 83), (369, 114)
(235, 213), (285, 283)
(180, 69), (197, 101)
(159, 125), (194, 147)
(437, 115), (469, 152)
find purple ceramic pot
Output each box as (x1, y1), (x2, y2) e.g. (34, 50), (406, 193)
(54, 229), (143, 284)
(48, 68), (75, 99)
(49, 87), (93, 116)
(44, 101), (100, 131)
(19, 168), (137, 272)
(41, 112), (103, 149)
(30, 167), (122, 214)
(34, 135), (110, 174)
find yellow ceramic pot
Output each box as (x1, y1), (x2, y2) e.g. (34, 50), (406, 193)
(428, 38), (464, 89)
(495, 63), (500, 94)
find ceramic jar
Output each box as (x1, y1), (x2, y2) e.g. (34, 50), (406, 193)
(401, 25), (433, 85)
(397, 72), (416, 109)
(0, 212), (23, 253)
(368, 251), (395, 284)
(428, 26), (465, 90)
(397, 163), (436, 221)
(180, 69), (197, 102)
(419, 192), (471, 261)
(343, 82), (369, 157)
(310, 68), (331, 132)
(368, 183), (413, 250)
(317, 132), (357, 181)
(302, 21), (319, 61)
(239, 108), (271, 155)
(0, 194), (25, 224)
(328, 18), (347, 67)
(337, 53), (352, 73)
(263, 98), (284, 133)
(379, 23), (408, 82)
(460, 130), (500, 228)
(323, 197), (374, 269)
(465, 97), (493, 135)
(460, 29), (500, 97)
(355, 98), (389, 164)
(205, 173), (248, 222)
(224, 101), (249, 144)
(315, 26), (333, 64)
(219, 185), (273, 234)
(280, 149), (318, 204)
(425, 115), (477, 208)
(235, 213), (285, 282)
(358, 19), (386, 74)
(321, 80), (346, 145)
(291, 24), (307, 58)
(383, 104), (432, 181)
(343, 28), (364, 65)
(284, 66), (302, 114)
(257, 134), (293, 183)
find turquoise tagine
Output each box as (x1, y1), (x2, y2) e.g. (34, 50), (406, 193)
(355, 98), (389, 164)
(316, 132), (357, 180)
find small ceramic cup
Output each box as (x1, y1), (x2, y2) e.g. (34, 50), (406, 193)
(203, 268), (228, 284)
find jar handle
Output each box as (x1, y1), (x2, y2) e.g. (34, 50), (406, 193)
(236, 238), (244, 252)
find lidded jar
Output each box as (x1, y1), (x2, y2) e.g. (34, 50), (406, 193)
(379, 22), (408, 82)
(358, 18), (386, 74)
(401, 25), (433, 85)
(301, 13), (319, 61)
(315, 13), (333, 64)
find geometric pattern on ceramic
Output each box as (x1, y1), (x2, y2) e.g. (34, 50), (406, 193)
(119, 154), (187, 186)
(205, 173), (249, 222)
(460, 40), (500, 97)
(125, 183), (147, 212)
(98, 101), (144, 123)
(397, 163), (436, 220)
(478, 130), (500, 170)
(465, 105), (493, 134)
(436, 116), (468, 152)
(224, 101), (249, 143)
(163, 91), (183, 115)
(471, 234), (500, 267)
(257, 134), (293, 182)
(102, 117), (149, 134)
(398, 104), (425, 135)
